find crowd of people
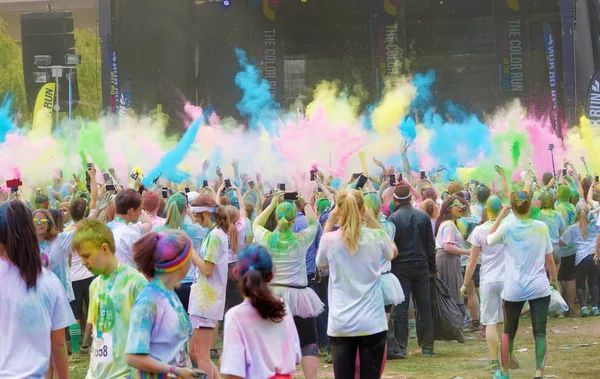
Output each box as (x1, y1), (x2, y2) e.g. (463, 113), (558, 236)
(1, 149), (599, 379)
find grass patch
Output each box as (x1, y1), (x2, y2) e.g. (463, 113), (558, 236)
(68, 316), (600, 378)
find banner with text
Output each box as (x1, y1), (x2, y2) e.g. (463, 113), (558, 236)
(585, 69), (600, 126)
(494, 0), (528, 94)
(370, 0), (402, 94)
(543, 20), (560, 134)
(32, 82), (56, 131)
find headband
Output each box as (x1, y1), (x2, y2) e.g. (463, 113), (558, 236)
(191, 206), (216, 213)
(393, 192), (411, 200)
(154, 240), (192, 274)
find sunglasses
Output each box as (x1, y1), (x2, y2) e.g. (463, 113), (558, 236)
(33, 218), (49, 226)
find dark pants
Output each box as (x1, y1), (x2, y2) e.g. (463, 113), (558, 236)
(175, 282), (191, 312)
(390, 262), (435, 352)
(308, 272), (329, 351)
(329, 331), (386, 379)
(502, 296), (550, 371)
(575, 255), (600, 308)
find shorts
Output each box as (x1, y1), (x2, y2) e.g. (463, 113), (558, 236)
(293, 316), (317, 349)
(70, 276), (94, 320)
(479, 282), (504, 325)
(461, 264), (481, 288)
(558, 254), (576, 281)
(190, 315), (217, 329)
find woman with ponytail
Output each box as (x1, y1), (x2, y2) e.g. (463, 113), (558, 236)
(316, 190), (397, 379)
(487, 191), (557, 379)
(560, 204), (600, 317)
(156, 192), (206, 311)
(125, 230), (199, 379)
(220, 244), (301, 379)
(253, 191), (322, 379)
(187, 195), (231, 379)
(224, 204), (254, 313)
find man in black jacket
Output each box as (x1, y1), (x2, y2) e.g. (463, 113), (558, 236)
(386, 184), (437, 358)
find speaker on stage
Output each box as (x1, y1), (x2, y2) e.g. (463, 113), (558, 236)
(21, 12), (79, 112)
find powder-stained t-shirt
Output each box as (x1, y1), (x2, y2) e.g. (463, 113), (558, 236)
(316, 226), (395, 337)
(41, 230), (76, 301)
(220, 300), (301, 379)
(560, 223), (600, 265)
(254, 224), (317, 287)
(0, 261), (74, 379)
(86, 265), (147, 379)
(536, 209), (566, 246)
(155, 222), (206, 284)
(556, 202), (576, 226)
(467, 221), (505, 285)
(126, 278), (193, 376)
(188, 227), (229, 321)
(487, 218), (552, 302)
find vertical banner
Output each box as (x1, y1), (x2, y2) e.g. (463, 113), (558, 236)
(493, 0), (528, 94)
(108, 39), (120, 115)
(370, 0), (401, 94)
(32, 82), (56, 131)
(119, 79), (132, 118)
(251, 0), (285, 104)
(542, 20), (560, 134)
(585, 69), (600, 126)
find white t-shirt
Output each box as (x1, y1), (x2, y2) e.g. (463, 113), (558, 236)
(487, 218), (553, 302)
(316, 226), (395, 337)
(0, 259), (75, 379)
(467, 221), (505, 285)
(40, 231), (76, 301)
(65, 224), (94, 282)
(220, 300), (301, 378)
(227, 218), (253, 264)
(189, 227), (229, 321)
(560, 223), (599, 265)
(107, 219), (144, 268)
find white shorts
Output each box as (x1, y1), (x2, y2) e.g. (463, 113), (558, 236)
(189, 315), (217, 329)
(479, 281), (504, 325)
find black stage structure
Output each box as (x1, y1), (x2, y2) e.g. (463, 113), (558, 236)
(99, 0), (595, 129)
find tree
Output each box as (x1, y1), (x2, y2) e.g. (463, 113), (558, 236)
(0, 18), (27, 115)
(73, 29), (102, 119)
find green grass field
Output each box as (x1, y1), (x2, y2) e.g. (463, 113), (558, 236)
(68, 316), (600, 379)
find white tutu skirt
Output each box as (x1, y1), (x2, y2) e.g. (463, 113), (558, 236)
(381, 273), (405, 306)
(270, 285), (324, 318)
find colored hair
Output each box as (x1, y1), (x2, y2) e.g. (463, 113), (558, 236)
(315, 198), (332, 214)
(0, 201), (41, 290)
(133, 229), (191, 278)
(539, 191), (555, 210)
(577, 204), (590, 239)
(363, 192), (382, 214)
(225, 205), (241, 253)
(336, 189), (364, 254)
(236, 243), (286, 322)
(165, 192), (186, 229)
(510, 191), (532, 216)
(142, 190), (160, 213)
(275, 201), (297, 231)
(486, 195), (503, 217)
(33, 209), (59, 241)
(69, 198), (87, 222)
(557, 184), (571, 203)
(435, 195), (459, 237)
(419, 198), (439, 220)
(72, 219), (116, 254)
(48, 208), (64, 232)
(115, 189), (142, 215)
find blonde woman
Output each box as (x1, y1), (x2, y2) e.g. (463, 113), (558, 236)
(316, 190), (397, 378)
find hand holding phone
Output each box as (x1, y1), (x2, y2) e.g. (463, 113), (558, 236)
(389, 174), (396, 186)
(356, 174), (368, 190)
(284, 191), (299, 201)
(420, 170), (426, 180)
(278, 183), (286, 191)
(87, 163), (93, 170)
(202, 180), (209, 188)
(106, 184), (116, 191)
(161, 188), (169, 199)
(225, 179), (232, 188)
(310, 170), (317, 181)
(185, 187), (190, 193)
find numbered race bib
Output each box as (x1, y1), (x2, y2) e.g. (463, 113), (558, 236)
(93, 332), (113, 363)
